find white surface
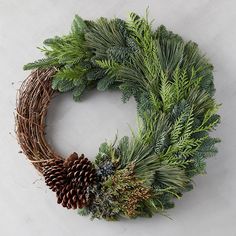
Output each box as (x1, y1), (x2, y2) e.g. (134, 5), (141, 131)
(0, 0), (235, 235)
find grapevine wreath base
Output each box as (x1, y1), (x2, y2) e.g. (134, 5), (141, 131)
(16, 12), (220, 220)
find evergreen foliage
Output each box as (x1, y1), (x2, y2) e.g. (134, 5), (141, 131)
(24, 12), (220, 220)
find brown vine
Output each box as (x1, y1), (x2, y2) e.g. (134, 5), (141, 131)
(15, 68), (63, 173)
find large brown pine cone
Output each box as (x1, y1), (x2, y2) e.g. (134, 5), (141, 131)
(42, 153), (97, 209)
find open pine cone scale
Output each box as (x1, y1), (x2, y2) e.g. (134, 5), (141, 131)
(42, 152), (97, 209)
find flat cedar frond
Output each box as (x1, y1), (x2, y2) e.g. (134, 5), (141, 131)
(159, 71), (174, 111)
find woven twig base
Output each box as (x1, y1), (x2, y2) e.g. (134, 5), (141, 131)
(15, 68), (63, 173)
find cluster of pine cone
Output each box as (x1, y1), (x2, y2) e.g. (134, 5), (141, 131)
(42, 153), (97, 209)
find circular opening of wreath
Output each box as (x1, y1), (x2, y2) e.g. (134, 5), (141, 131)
(15, 12), (220, 221)
(46, 89), (137, 158)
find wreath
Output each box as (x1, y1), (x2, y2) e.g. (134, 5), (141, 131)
(16, 12), (220, 221)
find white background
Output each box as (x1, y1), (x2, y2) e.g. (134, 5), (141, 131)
(0, 0), (235, 235)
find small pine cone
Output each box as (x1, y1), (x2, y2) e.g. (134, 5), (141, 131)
(42, 159), (66, 192)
